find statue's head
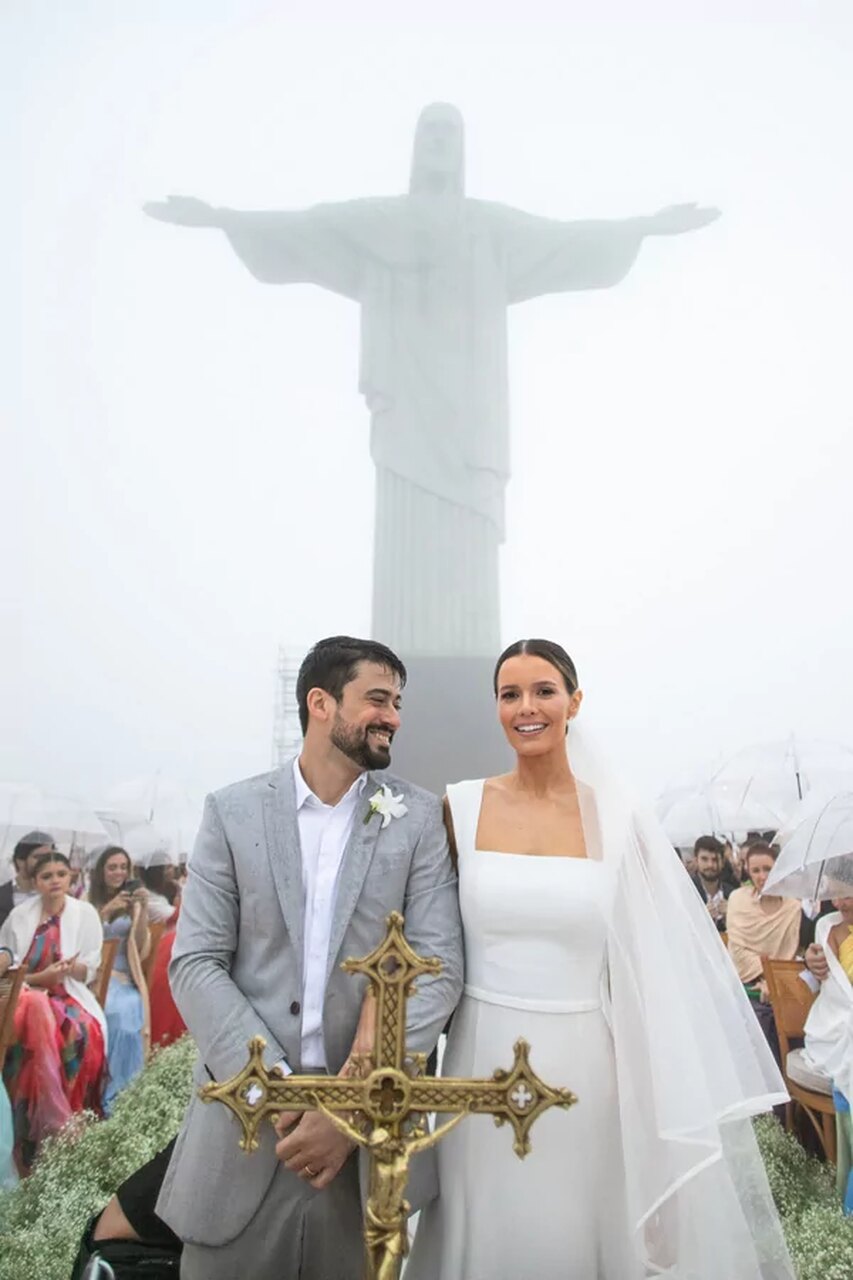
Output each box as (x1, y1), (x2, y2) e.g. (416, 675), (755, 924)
(410, 102), (465, 196)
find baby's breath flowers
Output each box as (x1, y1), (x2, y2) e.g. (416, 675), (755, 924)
(1, 1049), (851, 1279)
(0, 1035), (194, 1280)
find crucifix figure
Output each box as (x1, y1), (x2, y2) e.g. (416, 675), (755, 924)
(200, 912), (576, 1280)
(146, 104), (717, 657)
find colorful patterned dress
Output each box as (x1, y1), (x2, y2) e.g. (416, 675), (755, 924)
(3, 915), (105, 1172)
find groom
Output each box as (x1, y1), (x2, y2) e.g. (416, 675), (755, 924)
(156, 636), (463, 1280)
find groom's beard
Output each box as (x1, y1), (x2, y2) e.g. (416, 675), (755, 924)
(330, 712), (394, 771)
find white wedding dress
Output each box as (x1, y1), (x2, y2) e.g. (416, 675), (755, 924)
(406, 779), (643, 1280)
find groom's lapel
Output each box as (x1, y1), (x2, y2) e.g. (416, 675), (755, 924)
(264, 764), (304, 983)
(325, 772), (382, 983)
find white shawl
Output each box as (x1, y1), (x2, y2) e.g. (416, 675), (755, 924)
(0, 894), (107, 1039)
(803, 911), (853, 1103)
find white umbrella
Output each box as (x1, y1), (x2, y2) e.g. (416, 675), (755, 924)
(711, 737), (853, 817)
(98, 774), (203, 857)
(763, 791), (853, 900)
(656, 781), (786, 847)
(0, 781), (110, 875)
(94, 815), (176, 869)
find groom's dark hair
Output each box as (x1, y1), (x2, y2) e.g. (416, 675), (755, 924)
(296, 636), (407, 734)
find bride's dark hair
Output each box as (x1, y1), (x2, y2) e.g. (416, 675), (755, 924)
(493, 639), (579, 696)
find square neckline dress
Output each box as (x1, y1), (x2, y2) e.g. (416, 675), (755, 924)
(405, 779), (642, 1280)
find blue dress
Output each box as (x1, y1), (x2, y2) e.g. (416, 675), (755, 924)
(102, 915), (145, 1111)
(0, 1079), (15, 1187)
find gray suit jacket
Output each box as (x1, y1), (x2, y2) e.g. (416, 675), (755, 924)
(156, 761), (463, 1246)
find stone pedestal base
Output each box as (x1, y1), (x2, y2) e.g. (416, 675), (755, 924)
(389, 655), (512, 797)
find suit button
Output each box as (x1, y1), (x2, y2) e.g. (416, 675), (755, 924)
(290, 1001), (301, 1016)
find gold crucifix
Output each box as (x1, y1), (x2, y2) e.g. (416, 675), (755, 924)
(201, 911), (577, 1280)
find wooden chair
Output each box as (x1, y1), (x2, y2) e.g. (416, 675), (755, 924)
(0, 963), (28, 1072)
(142, 921), (166, 990)
(762, 955), (837, 1164)
(92, 938), (120, 1010)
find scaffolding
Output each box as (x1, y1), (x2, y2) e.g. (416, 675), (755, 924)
(272, 645), (304, 767)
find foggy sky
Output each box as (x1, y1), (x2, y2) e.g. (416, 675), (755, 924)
(3, 0), (852, 808)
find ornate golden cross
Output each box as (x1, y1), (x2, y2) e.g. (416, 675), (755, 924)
(201, 911), (577, 1279)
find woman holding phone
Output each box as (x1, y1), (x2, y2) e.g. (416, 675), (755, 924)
(89, 846), (151, 1110)
(0, 851), (106, 1172)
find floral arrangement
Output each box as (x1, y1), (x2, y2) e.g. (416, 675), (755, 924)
(0, 1035), (194, 1280)
(0, 1045), (851, 1280)
(755, 1115), (853, 1280)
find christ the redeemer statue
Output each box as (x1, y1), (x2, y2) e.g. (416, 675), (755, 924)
(146, 103), (717, 658)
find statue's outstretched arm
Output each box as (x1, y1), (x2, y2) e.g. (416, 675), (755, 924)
(143, 195), (224, 228)
(144, 194), (365, 299)
(640, 202), (720, 236)
(502, 198), (720, 304)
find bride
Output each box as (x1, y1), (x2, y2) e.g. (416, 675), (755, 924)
(406, 638), (794, 1280)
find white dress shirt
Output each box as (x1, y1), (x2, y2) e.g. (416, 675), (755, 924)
(293, 757), (367, 1070)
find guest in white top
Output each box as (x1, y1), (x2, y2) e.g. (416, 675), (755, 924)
(138, 864), (180, 925)
(0, 851), (106, 1172)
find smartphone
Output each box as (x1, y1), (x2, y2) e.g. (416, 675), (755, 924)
(123, 878), (142, 894)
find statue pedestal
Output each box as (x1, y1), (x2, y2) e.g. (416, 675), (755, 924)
(389, 655), (512, 796)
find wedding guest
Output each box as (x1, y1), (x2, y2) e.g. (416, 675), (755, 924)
(802, 896), (853, 1213)
(690, 836), (735, 931)
(148, 927), (187, 1049)
(0, 946), (17, 1188)
(88, 847), (151, 1111)
(727, 842), (802, 1061)
(720, 839), (742, 888)
(0, 831), (55, 928)
(681, 848), (698, 876)
(70, 1138), (182, 1278)
(133, 858), (183, 1048)
(0, 851), (106, 1172)
(138, 864), (180, 926)
(0, 1078), (14, 1189)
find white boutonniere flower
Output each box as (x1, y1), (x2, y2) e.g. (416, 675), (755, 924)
(364, 784), (408, 829)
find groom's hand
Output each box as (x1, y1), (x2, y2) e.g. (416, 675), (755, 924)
(274, 1112), (356, 1191)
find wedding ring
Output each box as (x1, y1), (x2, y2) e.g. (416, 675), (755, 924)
(303, 1164), (318, 1177)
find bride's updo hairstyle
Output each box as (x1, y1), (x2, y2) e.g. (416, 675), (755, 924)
(493, 639), (579, 696)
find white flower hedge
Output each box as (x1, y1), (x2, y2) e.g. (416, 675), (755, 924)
(1, 1041), (851, 1280)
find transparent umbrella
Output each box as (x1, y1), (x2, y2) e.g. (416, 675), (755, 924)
(656, 781), (787, 847)
(763, 791), (853, 900)
(0, 781), (110, 875)
(92, 815), (177, 869)
(711, 738), (853, 817)
(98, 774), (203, 859)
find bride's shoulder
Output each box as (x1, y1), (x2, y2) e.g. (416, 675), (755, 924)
(445, 777), (486, 793)
(446, 775), (514, 800)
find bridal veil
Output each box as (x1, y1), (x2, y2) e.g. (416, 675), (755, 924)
(570, 727), (795, 1279)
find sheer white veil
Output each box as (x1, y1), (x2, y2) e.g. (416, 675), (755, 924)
(568, 724), (795, 1279)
